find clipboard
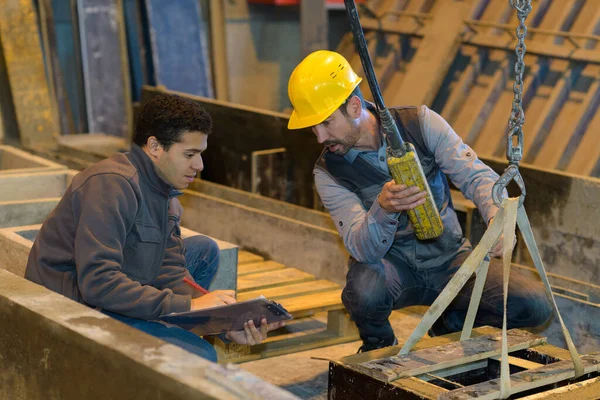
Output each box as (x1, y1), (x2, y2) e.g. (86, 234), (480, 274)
(159, 296), (293, 335)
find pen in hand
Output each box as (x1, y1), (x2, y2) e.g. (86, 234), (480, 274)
(183, 276), (209, 295)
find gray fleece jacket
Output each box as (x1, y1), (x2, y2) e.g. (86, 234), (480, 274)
(25, 144), (197, 320)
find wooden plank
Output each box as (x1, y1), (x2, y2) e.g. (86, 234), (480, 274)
(565, 94), (600, 175)
(524, 65), (578, 162)
(209, 0), (229, 101)
(237, 261), (285, 276)
(210, 315), (358, 364)
(0, 0), (58, 146)
(473, 56), (547, 158)
(278, 290), (344, 318)
(441, 48), (484, 124)
(237, 268), (315, 292)
(237, 251), (264, 265)
(330, 362), (448, 400)
(352, 329), (545, 382)
(464, 59), (508, 145)
(300, 0), (327, 57)
(237, 280), (339, 302)
(449, 189), (475, 214)
(77, 0), (131, 138)
(144, 0), (213, 98)
(520, 376), (600, 400)
(339, 326), (503, 366)
(489, 355), (545, 370)
(214, 329), (358, 364)
(439, 352), (600, 400)
(391, 0), (473, 106)
(417, 355), (543, 383)
(532, 68), (589, 169)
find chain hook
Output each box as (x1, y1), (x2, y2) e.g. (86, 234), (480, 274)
(492, 164), (526, 207)
(493, 0), (532, 208)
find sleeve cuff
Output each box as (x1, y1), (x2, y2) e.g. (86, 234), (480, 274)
(371, 196), (400, 225)
(164, 293), (192, 315)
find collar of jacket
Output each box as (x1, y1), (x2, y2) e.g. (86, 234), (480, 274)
(129, 143), (182, 198)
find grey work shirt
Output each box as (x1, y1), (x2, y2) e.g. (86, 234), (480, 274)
(314, 105), (501, 264)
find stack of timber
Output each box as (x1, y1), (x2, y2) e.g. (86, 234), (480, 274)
(205, 250), (359, 363)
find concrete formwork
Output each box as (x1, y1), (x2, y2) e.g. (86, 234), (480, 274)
(0, 268), (299, 400)
(180, 189), (349, 288)
(0, 170), (76, 228)
(0, 145), (65, 175)
(179, 182), (600, 353)
(56, 133), (129, 163)
(0, 223), (238, 291)
(140, 87), (599, 289)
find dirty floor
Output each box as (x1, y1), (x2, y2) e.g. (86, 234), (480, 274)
(240, 306), (428, 399)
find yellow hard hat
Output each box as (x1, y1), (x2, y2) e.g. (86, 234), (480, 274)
(287, 50), (362, 130)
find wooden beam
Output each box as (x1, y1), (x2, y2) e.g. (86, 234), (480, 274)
(472, 56), (548, 158)
(237, 268), (315, 292)
(536, 65), (599, 170)
(238, 251), (265, 265)
(565, 86), (600, 175)
(584, 7), (600, 49)
(519, 376), (600, 400)
(351, 329), (545, 382)
(278, 290), (343, 318)
(440, 48), (485, 124)
(391, 0), (474, 107)
(237, 260), (286, 276)
(552, 0), (586, 45)
(0, 0), (59, 146)
(210, 0), (229, 101)
(524, 63), (580, 162)
(77, 0), (131, 138)
(439, 353), (600, 400)
(463, 58), (508, 145)
(237, 279), (339, 302)
(300, 0), (327, 57)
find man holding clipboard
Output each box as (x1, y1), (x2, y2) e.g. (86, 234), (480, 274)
(25, 93), (285, 362)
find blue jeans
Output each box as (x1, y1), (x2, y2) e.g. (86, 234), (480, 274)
(104, 235), (221, 361)
(342, 250), (552, 344)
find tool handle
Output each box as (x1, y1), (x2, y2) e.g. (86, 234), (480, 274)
(344, 0), (405, 152)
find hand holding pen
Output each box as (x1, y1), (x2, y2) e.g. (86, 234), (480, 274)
(184, 277), (236, 310)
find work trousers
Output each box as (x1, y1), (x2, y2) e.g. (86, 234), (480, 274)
(342, 250), (553, 345)
(104, 235), (221, 362)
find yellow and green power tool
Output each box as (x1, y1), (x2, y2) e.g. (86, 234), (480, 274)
(344, 0), (443, 240)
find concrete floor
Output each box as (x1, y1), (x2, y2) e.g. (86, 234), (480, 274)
(241, 306), (428, 399)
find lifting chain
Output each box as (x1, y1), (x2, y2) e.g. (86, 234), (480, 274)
(492, 0), (532, 208)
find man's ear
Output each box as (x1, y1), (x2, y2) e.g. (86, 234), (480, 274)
(146, 136), (162, 157)
(346, 95), (363, 119)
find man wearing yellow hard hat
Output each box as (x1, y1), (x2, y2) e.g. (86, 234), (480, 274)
(287, 50), (551, 353)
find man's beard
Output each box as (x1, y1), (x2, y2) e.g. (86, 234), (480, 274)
(325, 125), (360, 155)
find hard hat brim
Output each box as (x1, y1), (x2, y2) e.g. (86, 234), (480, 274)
(288, 110), (328, 130)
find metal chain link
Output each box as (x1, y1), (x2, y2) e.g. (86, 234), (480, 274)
(507, 0), (532, 165)
(492, 0), (532, 207)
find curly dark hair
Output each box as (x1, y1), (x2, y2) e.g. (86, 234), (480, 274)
(133, 93), (213, 150)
